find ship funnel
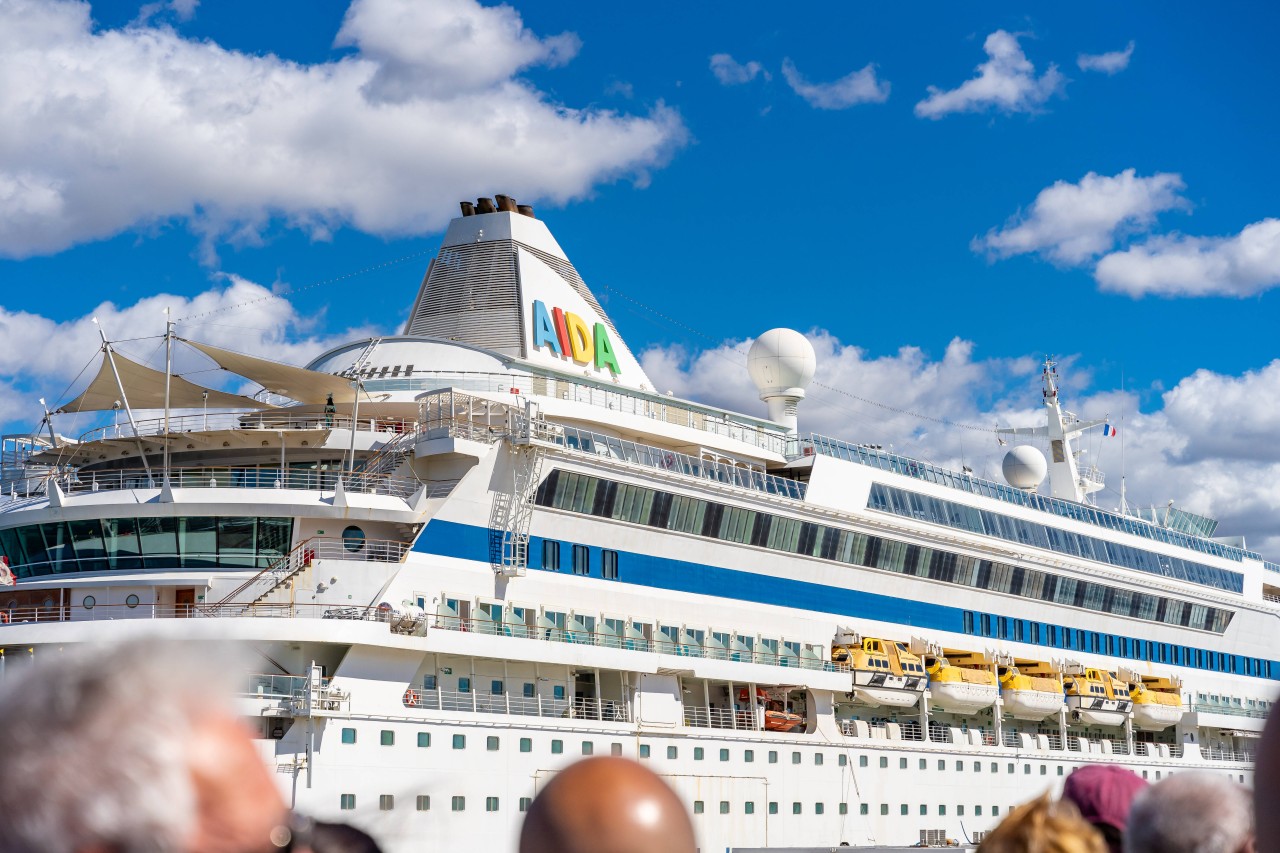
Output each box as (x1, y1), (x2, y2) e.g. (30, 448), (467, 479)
(517, 204), (537, 218)
(747, 329), (816, 435)
(459, 201), (476, 217)
(495, 194), (518, 213)
(476, 197), (497, 214)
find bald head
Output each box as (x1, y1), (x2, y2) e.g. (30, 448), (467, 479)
(520, 757), (696, 853)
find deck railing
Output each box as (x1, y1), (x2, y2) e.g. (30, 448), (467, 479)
(75, 411), (415, 446)
(402, 687), (629, 722)
(429, 614), (845, 672)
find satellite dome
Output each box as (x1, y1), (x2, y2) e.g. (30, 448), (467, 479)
(1002, 445), (1048, 490)
(747, 329), (817, 399)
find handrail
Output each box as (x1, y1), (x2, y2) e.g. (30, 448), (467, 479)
(214, 537), (412, 608)
(429, 614), (845, 672)
(0, 602), (389, 624)
(5, 467), (428, 502)
(400, 687), (630, 723)
(75, 411), (415, 446)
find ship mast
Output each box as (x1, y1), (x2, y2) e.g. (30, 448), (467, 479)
(997, 357), (1107, 503)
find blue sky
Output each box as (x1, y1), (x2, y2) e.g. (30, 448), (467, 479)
(3, 0), (1280, 552)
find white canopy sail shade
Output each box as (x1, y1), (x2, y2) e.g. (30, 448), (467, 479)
(56, 352), (273, 414)
(179, 338), (358, 404)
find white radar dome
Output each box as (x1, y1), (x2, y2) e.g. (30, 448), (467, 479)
(1002, 445), (1048, 490)
(747, 329), (817, 399)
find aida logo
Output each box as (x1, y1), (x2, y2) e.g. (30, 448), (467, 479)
(530, 300), (621, 375)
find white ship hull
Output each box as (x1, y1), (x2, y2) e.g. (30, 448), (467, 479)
(0, 203), (1270, 853)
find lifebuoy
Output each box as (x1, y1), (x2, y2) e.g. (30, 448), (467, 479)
(404, 689), (419, 707)
(662, 453), (676, 469)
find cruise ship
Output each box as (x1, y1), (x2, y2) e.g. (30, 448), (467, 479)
(0, 195), (1274, 851)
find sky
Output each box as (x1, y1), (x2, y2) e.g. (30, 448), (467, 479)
(3, 0), (1280, 556)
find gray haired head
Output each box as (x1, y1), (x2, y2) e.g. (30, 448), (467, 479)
(0, 640), (236, 853)
(1124, 770), (1254, 853)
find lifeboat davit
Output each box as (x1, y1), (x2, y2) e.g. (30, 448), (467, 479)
(1064, 667), (1132, 727)
(998, 665), (1065, 721)
(833, 629), (927, 709)
(1126, 673), (1184, 731)
(925, 655), (999, 715)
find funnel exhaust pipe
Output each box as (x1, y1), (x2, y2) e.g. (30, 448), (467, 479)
(516, 204), (536, 218)
(495, 194), (518, 213)
(476, 197), (497, 214)
(459, 201), (476, 217)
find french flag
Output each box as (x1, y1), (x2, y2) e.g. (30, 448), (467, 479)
(1103, 423), (1118, 437)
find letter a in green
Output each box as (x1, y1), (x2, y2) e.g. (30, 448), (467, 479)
(593, 323), (621, 375)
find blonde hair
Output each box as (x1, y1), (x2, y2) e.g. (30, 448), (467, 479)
(979, 794), (1107, 853)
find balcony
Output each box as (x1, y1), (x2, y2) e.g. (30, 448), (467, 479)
(402, 688), (629, 723)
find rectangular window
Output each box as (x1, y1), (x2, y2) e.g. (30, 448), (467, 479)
(639, 744), (650, 759)
(920, 805), (927, 816)
(839, 803), (848, 815)
(745, 750), (755, 763)
(720, 748), (730, 761)
(341, 728), (356, 744)
(380, 730), (394, 746)
(769, 802), (779, 815)
(458, 677), (471, 693)
(416, 796), (430, 812)
(939, 805), (946, 816)
(340, 794), (355, 810)
(611, 743), (623, 757)
(770, 751), (779, 764)
(793, 802), (802, 815)
(572, 544), (590, 575)
(901, 804), (909, 816)
(899, 757), (908, 769)
(881, 804), (889, 816)
(451, 796), (465, 812)
(379, 795), (394, 811)
(720, 801), (730, 815)
(693, 801), (704, 815)
(694, 747), (704, 761)
(667, 746), (678, 759)
(520, 738), (532, 753)
(860, 804), (869, 816)
(520, 797), (532, 812)
(551, 740), (563, 754)
(838, 754), (847, 767)
(487, 736), (499, 751)
(815, 753), (824, 766)
(602, 549), (619, 580)
(815, 803), (825, 815)
(542, 540), (561, 571)
(745, 802), (755, 815)
(486, 797), (499, 812)
(879, 756), (888, 769)
(582, 741), (594, 756)
(452, 734), (465, 749)
(417, 732), (431, 748)
(490, 680), (503, 695)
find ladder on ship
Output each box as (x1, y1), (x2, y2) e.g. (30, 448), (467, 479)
(488, 402), (554, 577)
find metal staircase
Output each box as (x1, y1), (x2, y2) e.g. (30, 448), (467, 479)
(488, 402), (556, 577)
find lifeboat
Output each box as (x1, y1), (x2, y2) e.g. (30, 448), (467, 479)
(737, 686), (807, 732)
(998, 661), (1065, 721)
(1123, 671), (1184, 731)
(1064, 665), (1132, 727)
(921, 647), (1000, 715)
(833, 628), (927, 709)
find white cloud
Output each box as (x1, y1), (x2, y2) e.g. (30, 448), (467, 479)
(1078, 41), (1134, 75)
(641, 332), (1280, 558)
(780, 59), (889, 109)
(0, 278), (379, 436)
(974, 169), (1188, 265)
(1094, 219), (1280, 297)
(915, 30), (1064, 119)
(0, 0), (687, 260)
(709, 54), (769, 86)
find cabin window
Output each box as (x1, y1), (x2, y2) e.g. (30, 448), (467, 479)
(451, 796), (465, 812)
(417, 732), (430, 748)
(720, 748), (729, 762)
(745, 750), (755, 763)
(542, 540), (561, 571)
(770, 803), (780, 815)
(520, 738), (531, 753)
(341, 728), (356, 744)
(572, 545), (590, 575)
(551, 740), (563, 754)
(602, 550), (619, 580)
(452, 734), (465, 749)
(720, 802), (730, 815)
(486, 797), (499, 812)
(668, 746), (678, 759)
(340, 794), (355, 810)
(639, 745), (650, 758)
(379, 795), (394, 811)
(486, 736), (499, 751)
(793, 803), (802, 815)
(694, 748), (704, 761)
(416, 796), (430, 811)
(746, 802), (756, 815)
(693, 802), (704, 815)
(380, 730), (394, 746)
(519, 798), (532, 812)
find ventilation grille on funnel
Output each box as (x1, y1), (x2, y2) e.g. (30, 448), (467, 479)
(517, 243), (620, 337)
(404, 242), (522, 354)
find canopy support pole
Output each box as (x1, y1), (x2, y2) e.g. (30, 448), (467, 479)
(346, 377), (364, 476)
(162, 309), (173, 488)
(93, 319), (153, 483)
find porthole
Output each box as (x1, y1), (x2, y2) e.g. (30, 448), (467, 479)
(125, 594), (140, 609)
(342, 525), (366, 553)
(82, 595), (96, 610)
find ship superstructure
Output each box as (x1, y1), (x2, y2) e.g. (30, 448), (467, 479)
(0, 197), (1275, 851)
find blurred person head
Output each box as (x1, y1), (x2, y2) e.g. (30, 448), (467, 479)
(520, 756), (696, 853)
(0, 639), (288, 853)
(1061, 764), (1148, 853)
(1125, 771), (1252, 853)
(978, 793), (1106, 853)
(1257, 709), (1280, 853)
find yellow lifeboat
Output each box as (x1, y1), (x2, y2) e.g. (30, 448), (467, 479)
(914, 641), (1000, 714)
(998, 660), (1065, 720)
(1122, 670), (1183, 731)
(833, 628), (927, 708)
(1064, 664), (1132, 727)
